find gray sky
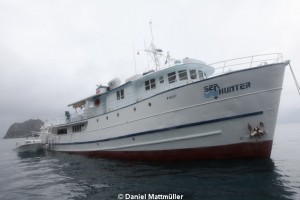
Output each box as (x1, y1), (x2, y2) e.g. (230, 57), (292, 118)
(1, 0), (300, 137)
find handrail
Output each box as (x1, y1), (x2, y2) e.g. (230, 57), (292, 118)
(208, 53), (283, 66)
(209, 53), (283, 76)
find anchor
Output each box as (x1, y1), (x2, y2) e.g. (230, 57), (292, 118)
(248, 122), (266, 138)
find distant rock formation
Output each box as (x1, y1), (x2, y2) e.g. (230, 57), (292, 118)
(3, 119), (44, 139)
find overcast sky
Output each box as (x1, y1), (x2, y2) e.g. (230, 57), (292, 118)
(1, 0), (300, 137)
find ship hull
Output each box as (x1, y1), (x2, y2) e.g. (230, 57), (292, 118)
(46, 62), (287, 160)
(73, 140), (273, 161)
(14, 143), (43, 153)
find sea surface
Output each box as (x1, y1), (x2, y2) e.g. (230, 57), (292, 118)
(0, 123), (299, 200)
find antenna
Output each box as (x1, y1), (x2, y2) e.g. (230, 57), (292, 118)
(144, 21), (162, 71)
(132, 41), (137, 74)
(149, 21), (154, 43)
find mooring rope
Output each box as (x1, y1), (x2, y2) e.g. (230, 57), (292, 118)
(289, 63), (300, 95)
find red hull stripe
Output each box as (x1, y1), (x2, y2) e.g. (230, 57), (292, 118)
(64, 140), (273, 161)
(55, 111), (263, 145)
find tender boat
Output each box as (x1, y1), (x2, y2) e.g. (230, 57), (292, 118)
(42, 25), (291, 160)
(14, 132), (44, 153)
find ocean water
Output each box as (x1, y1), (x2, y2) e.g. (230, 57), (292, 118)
(0, 123), (299, 200)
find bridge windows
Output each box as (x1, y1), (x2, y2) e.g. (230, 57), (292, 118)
(141, 68), (205, 92)
(198, 70), (204, 80)
(168, 72), (177, 83)
(145, 78), (156, 90)
(189, 69), (197, 79)
(178, 70), (188, 81)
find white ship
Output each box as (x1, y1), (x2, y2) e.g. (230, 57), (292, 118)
(41, 27), (290, 160)
(41, 51), (289, 160)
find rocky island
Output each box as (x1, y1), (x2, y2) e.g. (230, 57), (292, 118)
(3, 119), (44, 139)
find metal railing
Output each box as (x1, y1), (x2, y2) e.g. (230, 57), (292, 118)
(209, 53), (283, 76)
(48, 92), (147, 126)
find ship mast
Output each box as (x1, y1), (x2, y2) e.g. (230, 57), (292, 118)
(144, 22), (163, 71)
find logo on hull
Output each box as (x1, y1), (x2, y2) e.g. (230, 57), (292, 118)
(204, 82), (251, 99)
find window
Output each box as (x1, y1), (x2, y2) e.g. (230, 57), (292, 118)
(150, 79), (156, 89)
(145, 80), (150, 90)
(145, 78), (156, 90)
(198, 70), (204, 80)
(159, 76), (164, 83)
(117, 89), (124, 100)
(72, 123), (84, 133)
(168, 72), (177, 83)
(190, 69), (197, 79)
(178, 70), (188, 81)
(58, 128), (67, 135)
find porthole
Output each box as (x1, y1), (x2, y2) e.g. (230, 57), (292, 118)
(117, 113), (119, 117)
(134, 107), (136, 111)
(148, 102), (152, 107)
(106, 116), (108, 120)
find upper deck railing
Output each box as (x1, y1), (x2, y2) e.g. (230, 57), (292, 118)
(209, 53), (283, 76)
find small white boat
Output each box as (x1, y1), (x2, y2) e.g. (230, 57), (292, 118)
(14, 132), (44, 153)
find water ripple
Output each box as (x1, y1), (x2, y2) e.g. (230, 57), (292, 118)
(1, 124), (300, 200)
